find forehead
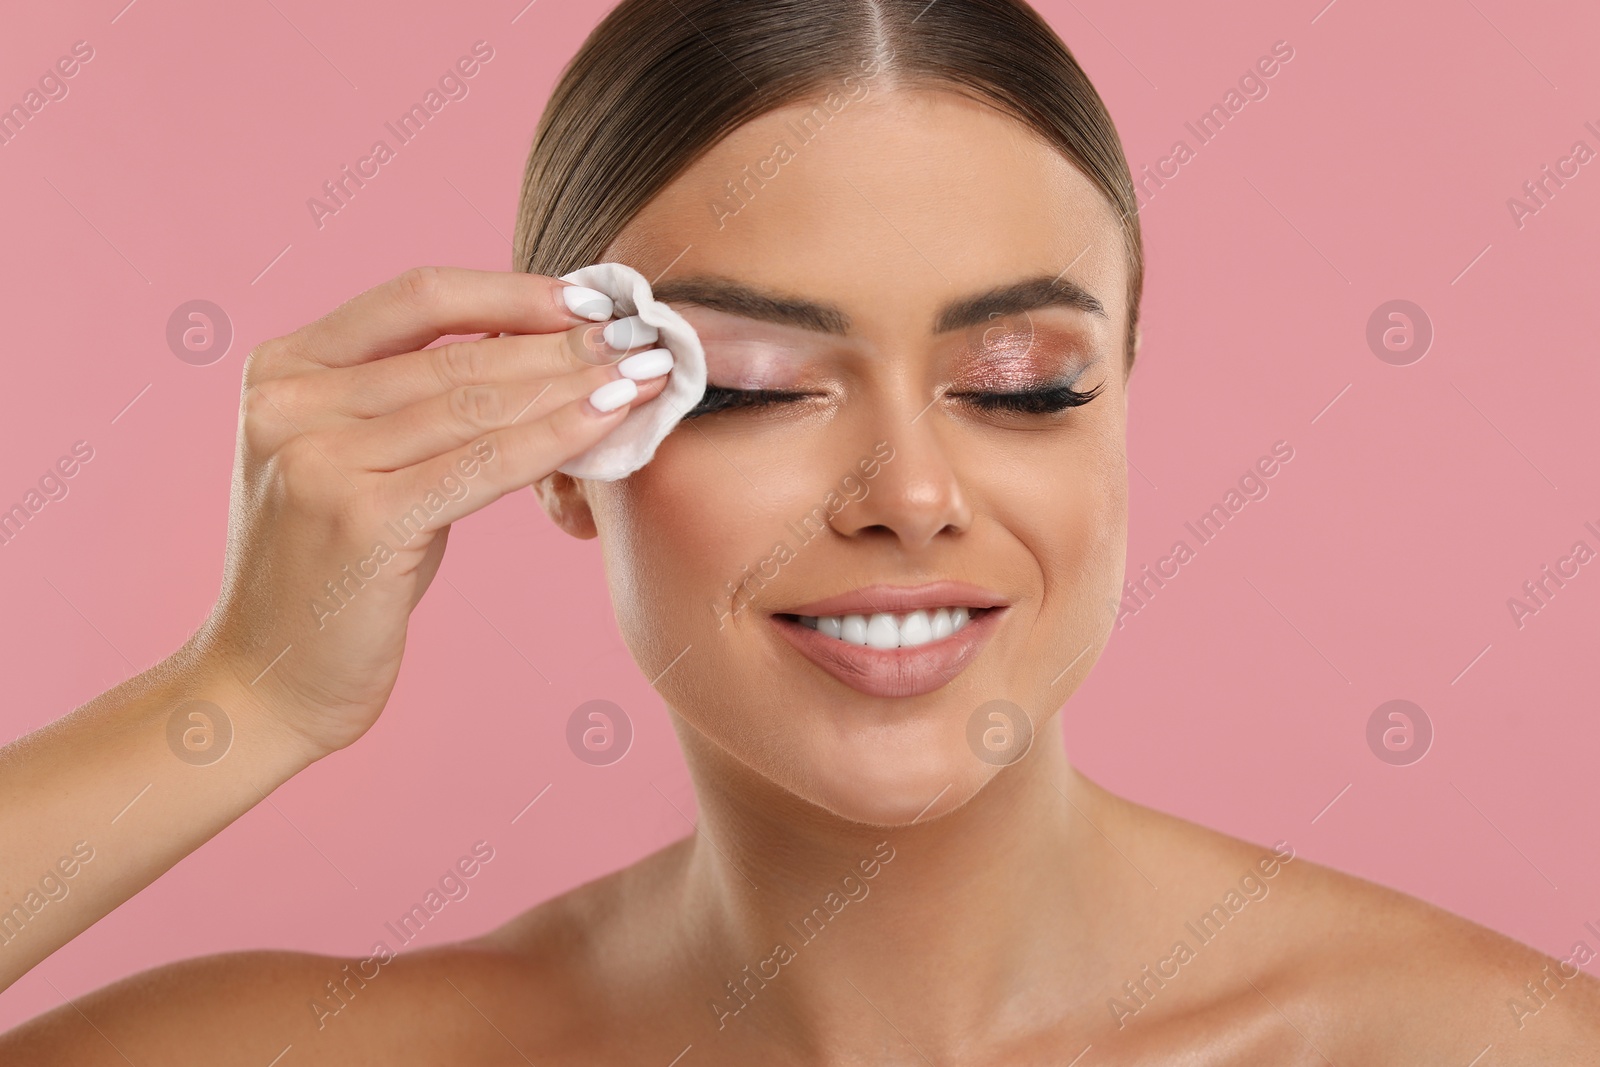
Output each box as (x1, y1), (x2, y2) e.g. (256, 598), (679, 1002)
(603, 87), (1128, 339)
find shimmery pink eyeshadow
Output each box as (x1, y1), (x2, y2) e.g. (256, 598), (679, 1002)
(702, 339), (815, 389)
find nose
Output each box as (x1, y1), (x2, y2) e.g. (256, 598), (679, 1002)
(830, 409), (974, 550)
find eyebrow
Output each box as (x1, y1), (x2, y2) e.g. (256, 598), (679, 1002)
(649, 274), (1107, 336)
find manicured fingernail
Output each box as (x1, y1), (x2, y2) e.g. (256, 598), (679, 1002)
(563, 285), (613, 322)
(602, 315), (659, 351)
(588, 377), (638, 413)
(617, 347), (674, 380)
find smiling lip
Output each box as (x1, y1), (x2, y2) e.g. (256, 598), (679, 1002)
(770, 582), (1010, 699)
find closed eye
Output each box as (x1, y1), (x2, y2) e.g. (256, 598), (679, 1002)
(949, 380), (1104, 413)
(682, 386), (810, 419)
(680, 380), (1105, 420)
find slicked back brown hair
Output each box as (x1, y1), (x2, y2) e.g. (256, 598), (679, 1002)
(513, 0), (1144, 372)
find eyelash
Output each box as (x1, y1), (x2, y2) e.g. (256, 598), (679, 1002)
(682, 380), (1104, 419)
(683, 387), (808, 419)
(955, 379), (1105, 413)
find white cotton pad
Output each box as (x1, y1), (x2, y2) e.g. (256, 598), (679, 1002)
(556, 261), (707, 481)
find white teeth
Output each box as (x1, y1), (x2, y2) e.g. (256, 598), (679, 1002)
(793, 607), (981, 648)
(865, 614), (899, 649)
(900, 610), (933, 645)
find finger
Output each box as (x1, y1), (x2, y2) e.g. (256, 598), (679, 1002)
(346, 356), (672, 471)
(323, 319), (660, 419)
(282, 266), (617, 370)
(380, 383), (661, 532)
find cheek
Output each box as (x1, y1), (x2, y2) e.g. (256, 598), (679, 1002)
(1061, 439), (1129, 642)
(984, 422), (1128, 650)
(1013, 457), (1122, 568)
(589, 437), (783, 655)
(1057, 422), (1129, 590)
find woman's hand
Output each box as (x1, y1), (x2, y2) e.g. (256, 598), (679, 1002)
(196, 265), (669, 760)
(0, 265), (666, 995)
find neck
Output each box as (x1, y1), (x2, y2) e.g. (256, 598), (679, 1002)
(670, 712), (1131, 1059)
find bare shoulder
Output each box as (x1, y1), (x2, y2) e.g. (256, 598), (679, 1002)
(1113, 794), (1600, 1064)
(463, 834), (700, 1049)
(0, 838), (692, 1066)
(0, 948), (374, 1065)
(1276, 852), (1600, 1063)
(0, 943), (551, 1066)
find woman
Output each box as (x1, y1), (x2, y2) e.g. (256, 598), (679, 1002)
(3, 0), (1596, 1061)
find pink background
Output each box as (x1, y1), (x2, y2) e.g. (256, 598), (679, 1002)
(3, 0), (1598, 1028)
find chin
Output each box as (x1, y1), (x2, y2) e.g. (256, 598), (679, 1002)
(783, 724), (998, 827)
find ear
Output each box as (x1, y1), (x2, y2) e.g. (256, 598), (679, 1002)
(532, 471), (599, 539)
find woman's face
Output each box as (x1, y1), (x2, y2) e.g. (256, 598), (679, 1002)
(544, 86), (1130, 825)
